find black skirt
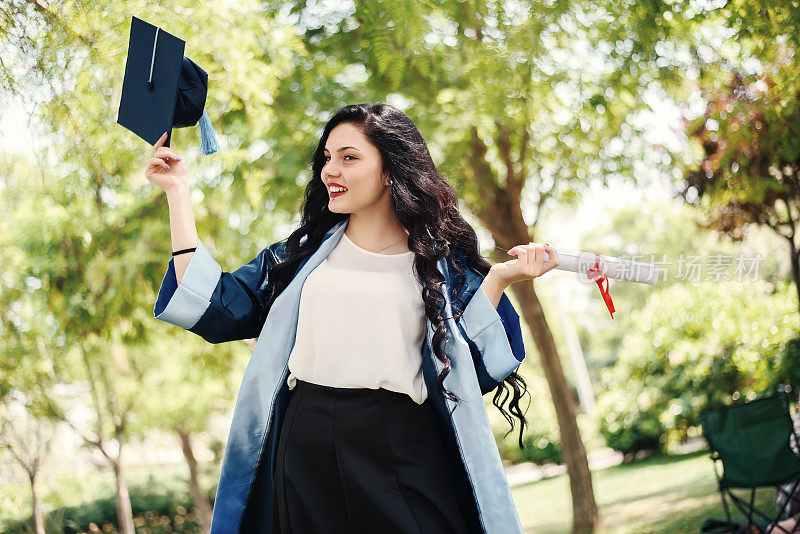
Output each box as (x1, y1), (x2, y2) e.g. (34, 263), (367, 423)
(272, 379), (470, 534)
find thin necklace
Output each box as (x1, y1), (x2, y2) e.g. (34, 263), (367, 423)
(376, 235), (407, 254)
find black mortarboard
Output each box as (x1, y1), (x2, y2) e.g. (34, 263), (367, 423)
(117, 16), (219, 155)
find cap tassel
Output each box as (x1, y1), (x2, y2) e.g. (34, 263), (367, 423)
(199, 109), (219, 155)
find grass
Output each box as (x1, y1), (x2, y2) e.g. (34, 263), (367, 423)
(513, 450), (777, 533)
(3, 450), (781, 533)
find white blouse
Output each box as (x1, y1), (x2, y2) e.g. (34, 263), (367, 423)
(286, 231), (428, 404)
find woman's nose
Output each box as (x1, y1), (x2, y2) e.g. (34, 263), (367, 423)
(323, 161), (341, 177)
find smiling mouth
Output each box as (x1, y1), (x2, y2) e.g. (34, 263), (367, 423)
(330, 188), (347, 197)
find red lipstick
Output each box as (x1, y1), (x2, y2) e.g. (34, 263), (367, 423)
(328, 182), (348, 198)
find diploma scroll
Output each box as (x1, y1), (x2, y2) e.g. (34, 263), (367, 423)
(541, 247), (659, 285)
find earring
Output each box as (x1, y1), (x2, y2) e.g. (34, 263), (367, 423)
(387, 178), (394, 185)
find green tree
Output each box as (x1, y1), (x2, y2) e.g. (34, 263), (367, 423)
(596, 279), (799, 455)
(589, 0), (800, 313)
(0, 153), (67, 534)
(577, 200), (794, 454)
(1, 150), (152, 534)
(0, 401), (53, 534)
(0, 267), (57, 534)
(136, 335), (257, 533)
(2, 2), (297, 531)
(682, 64), (800, 313)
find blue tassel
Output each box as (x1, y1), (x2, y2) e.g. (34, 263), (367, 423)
(199, 109), (219, 155)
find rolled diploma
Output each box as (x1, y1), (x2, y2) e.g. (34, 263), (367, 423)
(540, 246), (658, 285)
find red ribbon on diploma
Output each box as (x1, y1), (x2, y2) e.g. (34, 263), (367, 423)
(586, 254), (615, 319)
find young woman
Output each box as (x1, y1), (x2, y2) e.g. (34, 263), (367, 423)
(147, 103), (559, 534)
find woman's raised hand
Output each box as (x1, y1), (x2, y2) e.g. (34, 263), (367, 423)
(490, 242), (560, 287)
(145, 132), (187, 193)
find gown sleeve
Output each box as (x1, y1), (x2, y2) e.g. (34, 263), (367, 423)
(153, 239), (281, 343)
(456, 283), (526, 395)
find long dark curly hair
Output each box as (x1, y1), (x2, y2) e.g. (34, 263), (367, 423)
(262, 103), (529, 448)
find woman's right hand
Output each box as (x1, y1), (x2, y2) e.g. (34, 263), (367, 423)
(145, 132), (188, 193)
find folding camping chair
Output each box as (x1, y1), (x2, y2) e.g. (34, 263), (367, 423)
(700, 394), (800, 534)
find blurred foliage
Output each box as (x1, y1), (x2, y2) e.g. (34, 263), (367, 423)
(579, 201), (788, 373)
(674, 1), (800, 312)
(273, 0), (662, 227)
(595, 280), (799, 457)
(498, 429), (564, 466)
(491, 372), (564, 465)
(580, 200), (797, 457)
(0, 1), (288, 527)
(2, 489), (200, 534)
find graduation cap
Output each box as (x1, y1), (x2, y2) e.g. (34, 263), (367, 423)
(117, 16), (219, 155)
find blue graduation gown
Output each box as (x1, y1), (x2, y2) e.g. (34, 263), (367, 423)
(154, 217), (526, 533)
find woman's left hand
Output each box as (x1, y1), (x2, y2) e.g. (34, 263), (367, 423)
(490, 242), (560, 287)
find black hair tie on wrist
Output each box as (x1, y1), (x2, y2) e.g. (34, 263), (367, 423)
(172, 247), (197, 257)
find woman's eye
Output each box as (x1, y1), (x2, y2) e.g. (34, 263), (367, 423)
(344, 155), (357, 160)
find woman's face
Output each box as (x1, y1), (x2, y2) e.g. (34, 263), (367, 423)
(321, 122), (390, 215)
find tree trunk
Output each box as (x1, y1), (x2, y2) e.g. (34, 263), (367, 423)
(28, 473), (45, 534)
(176, 427), (213, 533)
(111, 450), (135, 534)
(467, 122), (599, 532)
(509, 282), (600, 533)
